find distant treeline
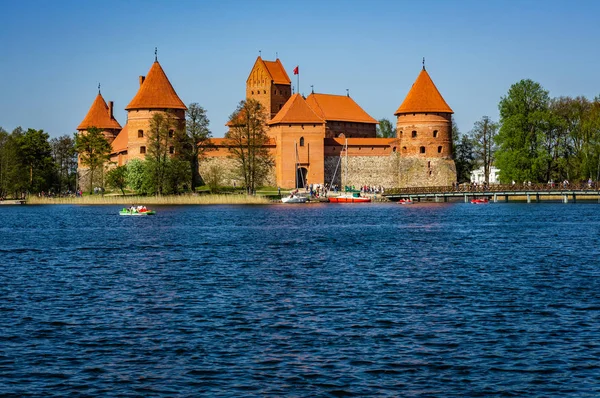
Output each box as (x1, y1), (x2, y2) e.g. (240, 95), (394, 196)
(0, 127), (76, 199)
(454, 79), (600, 184)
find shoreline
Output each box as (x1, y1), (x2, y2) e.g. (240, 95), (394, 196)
(25, 194), (272, 206)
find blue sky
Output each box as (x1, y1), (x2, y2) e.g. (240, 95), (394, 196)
(1, 0), (599, 138)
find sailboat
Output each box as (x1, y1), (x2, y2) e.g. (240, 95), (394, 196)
(327, 138), (371, 203)
(282, 141), (308, 204)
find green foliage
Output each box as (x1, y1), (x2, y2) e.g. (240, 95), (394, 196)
(179, 103), (213, 190)
(165, 158), (191, 194)
(126, 159), (148, 194)
(452, 121), (476, 183)
(225, 99), (274, 194)
(203, 163), (223, 193)
(106, 165), (128, 195)
(376, 118), (396, 138)
(74, 127), (111, 194)
(469, 116), (499, 183)
(50, 134), (77, 193)
(145, 113), (179, 195)
(495, 79), (551, 183)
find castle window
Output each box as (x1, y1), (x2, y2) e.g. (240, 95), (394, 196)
(138, 130), (144, 138)
(169, 146), (174, 154)
(299, 137), (305, 147)
(168, 130), (174, 138)
(140, 146), (146, 154)
(399, 131), (403, 135)
(438, 146), (443, 153)
(264, 90), (266, 94)
(433, 130), (438, 138)
(428, 161), (431, 168)
(402, 146), (407, 153)
(420, 146), (426, 154)
(412, 131), (417, 138)
(393, 146), (397, 152)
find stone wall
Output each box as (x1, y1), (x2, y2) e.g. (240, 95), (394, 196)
(324, 153), (456, 189)
(198, 157), (276, 189)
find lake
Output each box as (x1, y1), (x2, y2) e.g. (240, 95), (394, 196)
(1, 203), (599, 396)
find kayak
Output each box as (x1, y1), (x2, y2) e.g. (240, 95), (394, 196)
(120, 209), (156, 216)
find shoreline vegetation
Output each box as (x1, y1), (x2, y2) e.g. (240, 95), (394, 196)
(26, 194), (272, 205)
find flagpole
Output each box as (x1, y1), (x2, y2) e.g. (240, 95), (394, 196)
(297, 71), (299, 95)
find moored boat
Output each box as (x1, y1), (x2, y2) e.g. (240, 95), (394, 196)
(398, 198), (413, 204)
(470, 198), (489, 204)
(281, 194), (308, 204)
(328, 193), (371, 203)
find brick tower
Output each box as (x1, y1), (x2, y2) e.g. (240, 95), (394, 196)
(124, 56), (187, 161)
(246, 56), (292, 120)
(395, 64), (456, 187)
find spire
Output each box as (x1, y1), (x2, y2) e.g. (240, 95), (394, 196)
(346, 88), (349, 97)
(77, 92), (122, 131)
(125, 60), (187, 110)
(155, 47), (158, 62)
(422, 57), (425, 70)
(394, 67), (453, 115)
(98, 83), (101, 94)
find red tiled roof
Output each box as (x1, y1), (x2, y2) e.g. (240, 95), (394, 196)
(125, 61), (187, 110)
(247, 57), (291, 85)
(77, 93), (122, 131)
(268, 94), (325, 125)
(305, 93), (378, 124)
(110, 124), (128, 154)
(395, 68), (453, 115)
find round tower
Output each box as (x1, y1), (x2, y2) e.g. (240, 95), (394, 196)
(394, 64), (456, 186)
(124, 57), (187, 161)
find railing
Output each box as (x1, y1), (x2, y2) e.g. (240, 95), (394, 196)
(384, 182), (600, 195)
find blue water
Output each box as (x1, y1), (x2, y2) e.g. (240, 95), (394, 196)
(1, 202), (599, 397)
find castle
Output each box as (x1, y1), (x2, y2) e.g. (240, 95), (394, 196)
(77, 55), (456, 189)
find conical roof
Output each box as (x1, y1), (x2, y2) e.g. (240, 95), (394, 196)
(77, 93), (122, 131)
(125, 61), (187, 110)
(395, 68), (453, 115)
(268, 93), (324, 125)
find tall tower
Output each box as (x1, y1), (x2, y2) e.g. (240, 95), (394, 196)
(394, 64), (456, 186)
(124, 58), (187, 161)
(245, 56), (292, 120)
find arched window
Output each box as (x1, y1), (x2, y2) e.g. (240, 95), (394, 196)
(251, 91), (254, 95)
(392, 146), (397, 152)
(420, 146), (426, 154)
(299, 137), (305, 147)
(412, 130), (417, 138)
(169, 146), (174, 154)
(402, 146), (407, 153)
(138, 130), (144, 138)
(399, 131), (403, 135)
(433, 130), (438, 138)
(140, 146), (146, 154)
(438, 146), (443, 153)
(168, 130), (174, 138)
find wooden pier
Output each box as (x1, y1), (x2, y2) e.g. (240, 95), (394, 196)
(384, 183), (600, 203)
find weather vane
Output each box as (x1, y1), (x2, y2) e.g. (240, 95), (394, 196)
(155, 47), (158, 61)
(98, 83), (101, 94)
(422, 57), (425, 70)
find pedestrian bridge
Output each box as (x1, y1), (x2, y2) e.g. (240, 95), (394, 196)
(383, 183), (600, 203)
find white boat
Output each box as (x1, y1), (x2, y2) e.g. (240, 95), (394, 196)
(282, 194), (308, 204)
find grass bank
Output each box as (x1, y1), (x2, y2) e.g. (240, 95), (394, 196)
(27, 194), (272, 205)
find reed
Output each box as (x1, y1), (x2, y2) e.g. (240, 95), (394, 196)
(27, 194), (272, 205)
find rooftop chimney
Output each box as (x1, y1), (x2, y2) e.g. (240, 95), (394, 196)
(108, 101), (114, 119)
(139, 75), (145, 86)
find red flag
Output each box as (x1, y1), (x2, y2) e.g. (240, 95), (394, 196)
(293, 66), (299, 75)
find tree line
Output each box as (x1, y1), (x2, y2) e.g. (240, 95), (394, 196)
(454, 79), (600, 185)
(0, 98), (274, 199)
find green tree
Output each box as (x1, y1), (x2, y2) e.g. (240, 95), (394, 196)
(106, 165), (128, 195)
(145, 113), (179, 195)
(2, 127), (28, 198)
(165, 158), (191, 194)
(126, 159), (148, 194)
(74, 127), (112, 194)
(17, 128), (54, 193)
(203, 163), (223, 193)
(376, 118), (396, 138)
(452, 121), (475, 183)
(225, 99), (274, 194)
(50, 134), (77, 193)
(178, 103), (212, 191)
(469, 116), (499, 184)
(495, 79), (551, 183)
